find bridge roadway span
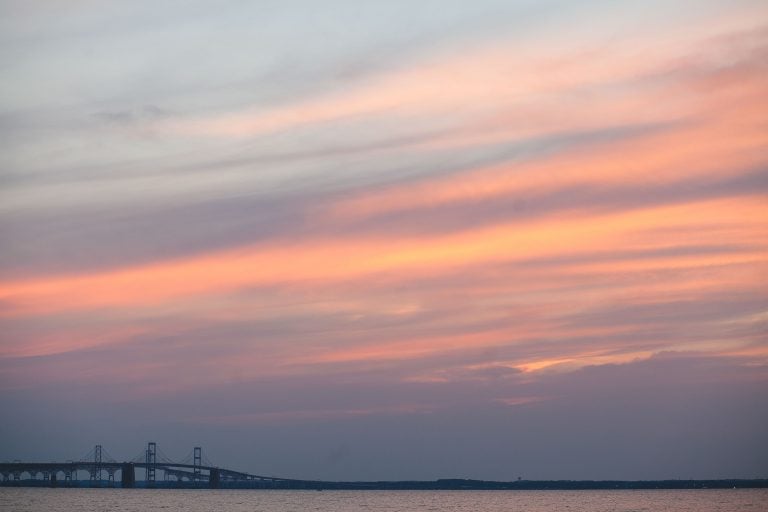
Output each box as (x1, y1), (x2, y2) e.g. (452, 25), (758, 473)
(0, 461), (321, 489)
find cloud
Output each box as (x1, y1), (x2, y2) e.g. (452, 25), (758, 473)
(1, 1), (767, 481)
(92, 104), (171, 125)
(2, 350), (765, 479)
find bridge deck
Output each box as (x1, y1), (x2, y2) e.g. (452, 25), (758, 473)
(0, 461), (320, 486)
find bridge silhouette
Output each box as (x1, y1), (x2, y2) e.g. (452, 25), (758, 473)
(0, 442), (322, 489)
(3, 445), (768, 491)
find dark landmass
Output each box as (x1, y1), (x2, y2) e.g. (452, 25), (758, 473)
(3, 478), (767, 490)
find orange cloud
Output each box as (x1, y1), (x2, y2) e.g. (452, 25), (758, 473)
(3, 22), (766, 390)
(1, 194), (764, 319)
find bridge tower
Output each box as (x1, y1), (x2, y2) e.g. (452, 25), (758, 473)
(146, 442), (157, 483)
(194, 446), (202, 481)
(91, 444), (102, 481)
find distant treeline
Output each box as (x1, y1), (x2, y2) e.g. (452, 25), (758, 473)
(3, 478), (767, 490)
(344, 479), (768, 490)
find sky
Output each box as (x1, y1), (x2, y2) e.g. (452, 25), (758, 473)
(0, 0), (767, 481)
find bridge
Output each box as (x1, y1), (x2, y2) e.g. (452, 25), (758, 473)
(4, 447), (768, 491)
(0, 442), (323, 489)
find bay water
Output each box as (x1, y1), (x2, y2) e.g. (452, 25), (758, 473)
(1, 488), (766, 511)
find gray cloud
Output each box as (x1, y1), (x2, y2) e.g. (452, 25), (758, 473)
(0, 120), (682, 277)
(1, 353), (765, 480)
(1, 0), (766, 484)
(92, 104), (171, 125)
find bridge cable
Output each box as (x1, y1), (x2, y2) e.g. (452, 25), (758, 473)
(77, 446), (95, 463)
(100, 447), (117, 463)
(154, 445), (175, 465)
(178, 449), (194, 466)
(129, 450), (147, 464)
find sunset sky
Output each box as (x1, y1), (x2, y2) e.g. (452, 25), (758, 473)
(1, 0), (767, 481)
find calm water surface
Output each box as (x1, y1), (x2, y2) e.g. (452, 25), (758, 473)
(1, 488), (766, 512)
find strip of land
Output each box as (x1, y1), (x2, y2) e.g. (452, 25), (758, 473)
(2, 478), (767, 490)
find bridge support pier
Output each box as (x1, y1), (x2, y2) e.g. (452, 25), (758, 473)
(209, 468), (220, 489)
(121, 463), (135, 488)
(50, 473), (57, 487)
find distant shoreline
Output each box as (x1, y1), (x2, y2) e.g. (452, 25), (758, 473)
(2, 479), (767, 491)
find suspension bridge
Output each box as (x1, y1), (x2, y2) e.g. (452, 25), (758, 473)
(3, 446), (768, 491)
(0, 442), (323, 489)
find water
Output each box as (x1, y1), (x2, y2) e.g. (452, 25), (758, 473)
(1, 488), (766, 512)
